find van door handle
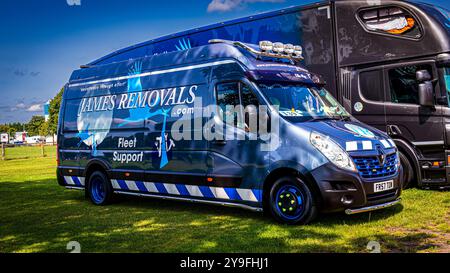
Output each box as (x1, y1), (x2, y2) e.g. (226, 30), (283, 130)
(212, 140), (227, 146)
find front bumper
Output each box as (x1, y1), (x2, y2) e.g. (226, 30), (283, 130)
(309, 162), (403, 213)
(345, 198), (401, 215)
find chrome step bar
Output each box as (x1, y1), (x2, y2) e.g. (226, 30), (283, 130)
(114, 190), (263, 212)
(65, 186), (84, 191)
(345, 198), (401, 215)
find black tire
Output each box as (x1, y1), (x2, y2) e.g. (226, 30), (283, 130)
(268, 176), (317, 225)
(87, 171), (114, 205)
(399, 151), (415, 189)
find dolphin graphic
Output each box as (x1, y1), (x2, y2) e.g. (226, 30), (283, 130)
(77, 125), (98, 156)
(175, 38), (192, 51)
(150, 108), (173, 168)
(118, 60), (151, 127)
(77, 125), (92, 147)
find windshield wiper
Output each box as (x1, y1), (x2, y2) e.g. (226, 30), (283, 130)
(306, 116), (339, 122)
(306, 115), (351, 122)
(338, 115), (352, 121)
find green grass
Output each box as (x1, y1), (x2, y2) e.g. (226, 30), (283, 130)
(0, 146), (449, 253)
(2, 145), (56, 160)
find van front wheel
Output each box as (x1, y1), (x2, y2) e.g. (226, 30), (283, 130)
(268, 176), (317, 225)
(87, 171), (114, 205)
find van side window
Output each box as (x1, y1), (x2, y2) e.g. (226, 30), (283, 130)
(388, 65), (432, 104)
(359, 70), (384, 102)
(63, 99), (80, 131)
(216, 82), (260, 130)
(216, 82), (241, 127)
(241, 83), (259, 133)
(241, 83), (259, 108)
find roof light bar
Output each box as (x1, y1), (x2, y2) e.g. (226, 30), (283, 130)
(272, 42), (285, 53)
(284, 44), (294, 55)
(293, 45), (303, 57)
(209, 39), (304, 61)
(259, 41), (273, 52)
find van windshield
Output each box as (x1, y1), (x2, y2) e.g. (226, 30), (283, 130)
(258, 84), (350, 121)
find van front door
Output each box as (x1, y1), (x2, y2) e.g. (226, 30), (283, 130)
(207, 80), (268, 203)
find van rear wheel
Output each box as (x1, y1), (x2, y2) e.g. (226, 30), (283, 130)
(268, 176), (317, 225)
(87, 171), (114, 205)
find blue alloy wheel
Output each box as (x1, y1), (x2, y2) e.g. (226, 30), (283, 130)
(90, 175), (106, 204)
(275, 185), (305, 220)
(268, 176), (317, 225)
(88, 171), (114, 205)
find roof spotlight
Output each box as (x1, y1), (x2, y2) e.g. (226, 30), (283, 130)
(272, 42), (285, 53)
(259, 41), (273, 52)
(284, 44), (294, 55)
(293, 45), (303, 57)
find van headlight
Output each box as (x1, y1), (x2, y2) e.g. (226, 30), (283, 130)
(310, 131), (356, 172)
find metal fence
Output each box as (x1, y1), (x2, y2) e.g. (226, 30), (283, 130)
(1, 143), (56, 160)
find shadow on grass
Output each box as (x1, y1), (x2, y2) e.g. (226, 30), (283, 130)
(0, 178), (407, 253)
(350, 232), (437, 253)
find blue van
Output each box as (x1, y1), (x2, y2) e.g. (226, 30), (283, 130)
(57, 40), (402, 224)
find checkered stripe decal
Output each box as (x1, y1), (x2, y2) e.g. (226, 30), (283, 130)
(63, 176), (261, 203)
(111, 179), (261, 203)
(63, 176), (85, 187)
(345, 139), (395, 152)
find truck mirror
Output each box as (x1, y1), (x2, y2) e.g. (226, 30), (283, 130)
(418, 81), (434, 107)
(416, 70), (431, 82)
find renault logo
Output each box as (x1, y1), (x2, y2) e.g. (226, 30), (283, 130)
(376, 147), (386, 166)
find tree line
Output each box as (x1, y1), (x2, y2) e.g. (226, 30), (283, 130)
(0, 88), (63, 138)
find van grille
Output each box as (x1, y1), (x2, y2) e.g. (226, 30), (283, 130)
(353, 153), (398, 179)
(366, 189), (397, 202)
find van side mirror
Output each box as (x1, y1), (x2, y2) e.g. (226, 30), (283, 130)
(416, 70), (431, 82)
(418, 81), (434, 107)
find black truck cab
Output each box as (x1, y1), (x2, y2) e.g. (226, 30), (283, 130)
(336, 1), (450, 189)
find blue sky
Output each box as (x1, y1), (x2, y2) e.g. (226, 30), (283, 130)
(0, 0), (449, 123)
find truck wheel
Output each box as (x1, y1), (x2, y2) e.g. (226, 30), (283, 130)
(268, 176), (317, 225)
(87, 171), (114, 205)
(399, 151), (415, 189)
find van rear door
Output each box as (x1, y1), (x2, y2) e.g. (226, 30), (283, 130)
(58, 96), (82, 180)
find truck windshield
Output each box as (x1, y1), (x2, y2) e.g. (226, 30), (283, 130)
(258, 84), (350, 122)
(444, 67), (450, 107)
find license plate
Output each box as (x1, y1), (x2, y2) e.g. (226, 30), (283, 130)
(374, 180), (394, 193)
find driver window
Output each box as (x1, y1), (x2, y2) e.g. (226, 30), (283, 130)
(388, 64), (432, 104)
(216, 82), (241, 127)
(241, 83), (259, 133)
(216, 82), (260, 131)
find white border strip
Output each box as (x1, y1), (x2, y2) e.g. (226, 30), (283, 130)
(68, 60), (236, 88)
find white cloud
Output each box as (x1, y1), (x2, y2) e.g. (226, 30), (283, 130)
(26, 104), (43, 112)
(15, 103), (26, 109)
(207, 0), (284, 13)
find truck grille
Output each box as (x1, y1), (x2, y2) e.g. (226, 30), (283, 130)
(353, 153), (398, 179)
